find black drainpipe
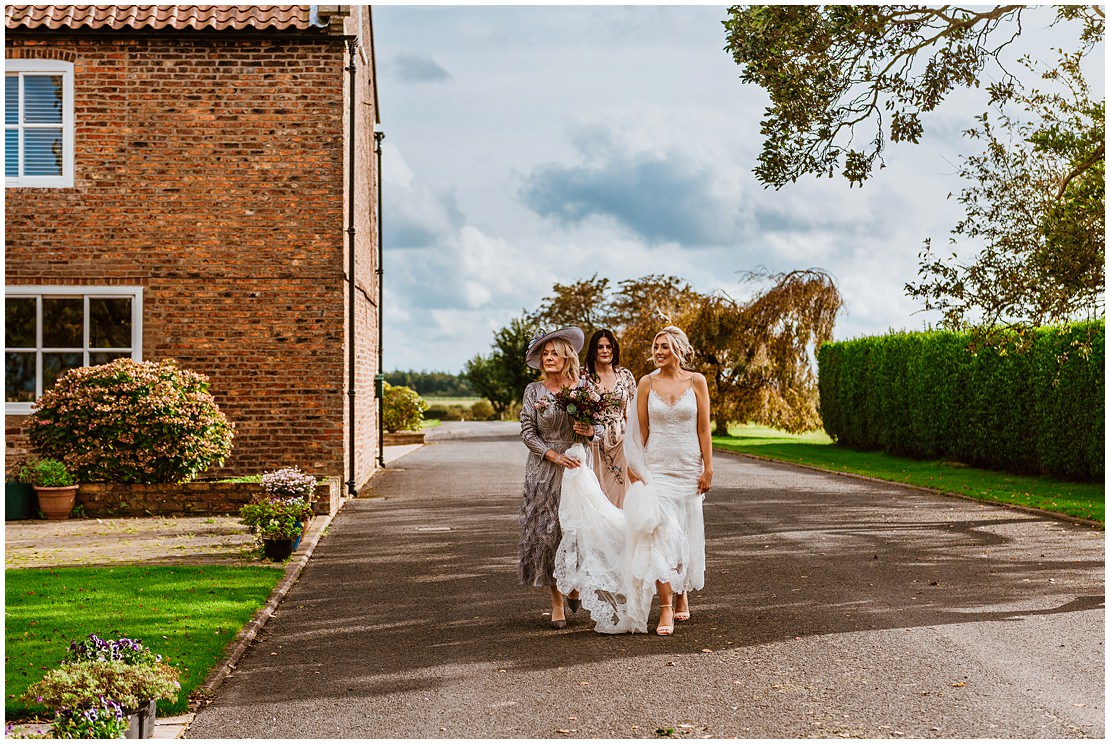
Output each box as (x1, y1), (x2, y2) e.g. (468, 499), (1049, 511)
(345, 38), (358, 498)
(374, 130), (385, 468)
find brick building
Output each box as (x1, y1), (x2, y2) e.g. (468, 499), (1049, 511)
(4, 5), (382, 496)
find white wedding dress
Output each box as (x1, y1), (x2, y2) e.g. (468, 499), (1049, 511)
(554, 379), (705, 634)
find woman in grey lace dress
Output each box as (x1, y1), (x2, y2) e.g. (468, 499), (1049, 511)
(519, 326), (594, 628)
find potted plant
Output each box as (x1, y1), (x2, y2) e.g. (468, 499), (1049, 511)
(260, 466), (318, 548)
(240, 494), (315, 562)
(48, 697), (129, 739)
(5, 457), (38, 521)
(25, 635), (180, 740)
(19, 458), (77, 520)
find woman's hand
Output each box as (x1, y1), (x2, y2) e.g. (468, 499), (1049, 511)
(697, 468), (712, 494)
(572, 421), (594, 438)
(547, 449), (581, 469)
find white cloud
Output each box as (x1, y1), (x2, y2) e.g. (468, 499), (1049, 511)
(374, 5), (1103, 372)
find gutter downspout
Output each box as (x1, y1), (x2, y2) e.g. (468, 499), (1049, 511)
(374, 130), (385, 469)
(345, 37), (359, 498)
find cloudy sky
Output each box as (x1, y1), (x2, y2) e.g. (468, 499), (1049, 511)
(372, 5), (1101, 374)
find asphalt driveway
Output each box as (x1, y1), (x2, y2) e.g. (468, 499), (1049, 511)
(186, 421), (1104, 739)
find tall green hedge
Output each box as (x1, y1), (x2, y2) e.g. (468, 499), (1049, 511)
(818, 321), (1104, 481)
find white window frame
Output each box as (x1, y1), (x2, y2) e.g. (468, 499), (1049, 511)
(5, 59), (75, 188)
(5, 286), (143, 414)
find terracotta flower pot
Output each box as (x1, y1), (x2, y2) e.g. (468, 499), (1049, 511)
(34, 485), (78, 520)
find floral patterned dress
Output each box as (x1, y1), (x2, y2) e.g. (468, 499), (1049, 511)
(518, 380), (586, 587)
(589, 366), (636, 508)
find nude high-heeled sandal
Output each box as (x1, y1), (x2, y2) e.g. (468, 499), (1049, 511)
(656, 601), (675, 636)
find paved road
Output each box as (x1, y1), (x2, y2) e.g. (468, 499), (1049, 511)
(187, 422), (1104, 739)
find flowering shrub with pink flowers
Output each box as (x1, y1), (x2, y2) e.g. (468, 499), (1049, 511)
(25, 358), (234, 484)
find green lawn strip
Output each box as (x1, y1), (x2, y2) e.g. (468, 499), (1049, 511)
(713, 425), (1104, 524)
(5, 565), (283, 720)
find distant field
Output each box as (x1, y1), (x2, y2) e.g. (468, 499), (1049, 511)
(423, 396), (483, 408)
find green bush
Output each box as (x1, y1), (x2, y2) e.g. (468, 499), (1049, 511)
(18, 457), (76, 487)
(25, 358), (234, 484)
(382, 382), (428, 432)
(25, 659), (179, 712)
(470, 399), (496, 421)
(818, 321), (1104, 481)
(239, 497), (314, 541)
(423, 404), (467, 421)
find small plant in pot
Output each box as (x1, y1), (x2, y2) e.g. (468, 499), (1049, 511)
(24, 635), (179, 739)
(240, 494), (315, 562)
(19, 458), (78, 520)
(49, 696), (129, 739)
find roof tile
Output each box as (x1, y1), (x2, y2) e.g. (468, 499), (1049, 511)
(5, 5), (326, 32)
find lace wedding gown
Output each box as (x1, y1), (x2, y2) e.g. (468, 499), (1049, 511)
(554, 382), (705, 633)
(643, 386), (706, 593)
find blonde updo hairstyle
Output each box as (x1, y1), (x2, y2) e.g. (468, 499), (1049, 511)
(653, 325), (695, 369)
(540, 338), (581, 383)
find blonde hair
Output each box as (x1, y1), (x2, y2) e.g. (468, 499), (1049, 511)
(652, 326), (695, 369)
(539, 338), (581, 383)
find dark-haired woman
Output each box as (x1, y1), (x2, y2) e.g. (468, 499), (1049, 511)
(583, 329), (637, 508)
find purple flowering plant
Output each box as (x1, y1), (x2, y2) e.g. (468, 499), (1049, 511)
(23, 635), (180, 722)
(48, 697), (128, 739)
(66, 634), (161, 666)
(241, 468), (316, 541)
(260, 466), (317, 500)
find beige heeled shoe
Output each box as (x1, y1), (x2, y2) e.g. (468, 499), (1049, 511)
(656, 602), (675, 636)
(674, 592), (691, 622)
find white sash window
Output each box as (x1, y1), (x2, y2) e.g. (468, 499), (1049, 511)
(5, 287), (143, 414)
(5, 59), (75, 188)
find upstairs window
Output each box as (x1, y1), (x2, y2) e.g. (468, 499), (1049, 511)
(5, 59), (74, 188)
(5, 287), (143, 414)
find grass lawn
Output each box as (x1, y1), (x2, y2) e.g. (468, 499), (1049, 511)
(5, 565), (283, 720)
(714, 424), (1104, 525)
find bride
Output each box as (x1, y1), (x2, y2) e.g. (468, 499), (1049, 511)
(554, 325), (713, 635)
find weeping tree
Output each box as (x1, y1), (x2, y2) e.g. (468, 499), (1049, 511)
(606, 275), (702, 379)
(679, 269), (843, 435)
(525, 269), (843, 433)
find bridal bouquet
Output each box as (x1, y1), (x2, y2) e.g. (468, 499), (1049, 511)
(553, 378), (621, 427)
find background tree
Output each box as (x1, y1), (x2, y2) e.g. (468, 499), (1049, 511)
(463, 314), (536, 418)
(679, 269), (843, 435)
(531, 274), (611, 343)
(723, 4), (1103, 187)
(385, 369), (476, 397)
(905, 51), (1105, 337)
(607, 274), (701, 379)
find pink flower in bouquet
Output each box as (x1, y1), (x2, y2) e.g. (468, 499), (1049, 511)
(552, 378), (620, 426)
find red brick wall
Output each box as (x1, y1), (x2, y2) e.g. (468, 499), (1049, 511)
(75, 477), (342, 518)
(5, 27), (380, 484)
